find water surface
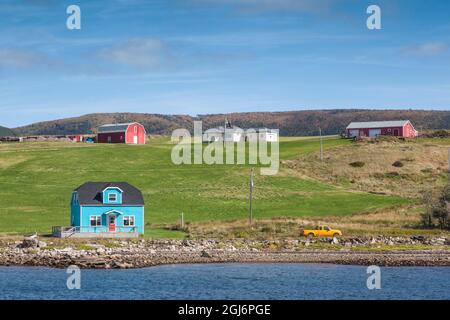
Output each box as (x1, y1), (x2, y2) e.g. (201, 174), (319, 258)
(0, 263), (449, 300)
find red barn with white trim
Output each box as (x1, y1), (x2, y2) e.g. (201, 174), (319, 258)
(97, 122), (146, 144)
(346, 120), (418, 138)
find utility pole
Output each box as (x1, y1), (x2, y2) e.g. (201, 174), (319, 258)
(448, 148), (450, 182)
(181, 212), (184, 229)
(249, 168), (254, 225)
(319, 127), (323, 161)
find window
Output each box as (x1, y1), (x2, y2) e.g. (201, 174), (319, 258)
(124, 216), (135, 226)
(108, 193), (117, 202)
(90, 216), (101, 227)
(134, 126), (137, 133)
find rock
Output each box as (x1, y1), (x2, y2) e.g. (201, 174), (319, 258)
(18, 236), (39, 248)
(200, 250), (211, 258)
(38, 241), (47, 248)
(431, 238), (446, 245)
(182, 240), (193, 247)
(114, 262), (134, 269)
(96, 247), (106, 254)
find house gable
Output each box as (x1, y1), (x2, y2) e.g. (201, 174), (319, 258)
(102, 187), (123, 205)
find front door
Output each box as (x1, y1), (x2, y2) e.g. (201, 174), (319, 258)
(108, 215), (116, 232)
(133, 135), (138, 144)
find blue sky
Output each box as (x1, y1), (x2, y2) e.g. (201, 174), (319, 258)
(1, 0), (450, 127)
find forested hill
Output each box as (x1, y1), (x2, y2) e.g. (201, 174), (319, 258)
(12, 109), (450, 136)
(0, 126), (15, 137)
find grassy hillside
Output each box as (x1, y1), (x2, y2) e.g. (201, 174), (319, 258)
(0, 126), (14, 137)
(0, 136), (409, 237)
(285, 137), (450, 198)
(13, 109), (450, 136)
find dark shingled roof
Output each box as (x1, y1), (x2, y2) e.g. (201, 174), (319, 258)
(75, 182), (144, 205)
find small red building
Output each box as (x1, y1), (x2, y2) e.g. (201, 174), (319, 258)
(97, 122), (146, 144)
(68, 135), (83, 142)
(346, 120), (418, 138)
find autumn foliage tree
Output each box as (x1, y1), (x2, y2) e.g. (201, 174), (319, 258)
(422, 184), (450, 230)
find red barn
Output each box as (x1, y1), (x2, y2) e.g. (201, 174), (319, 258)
(97, 122), (146, 144)
(346, 120), (418, 138)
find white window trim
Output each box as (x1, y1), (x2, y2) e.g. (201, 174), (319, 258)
(90, 216), (102, 227)
(108, 193), (117, 202)
(123, 215), (135, 227)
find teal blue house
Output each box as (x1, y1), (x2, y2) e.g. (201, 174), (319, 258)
(54, 182), (145, 238)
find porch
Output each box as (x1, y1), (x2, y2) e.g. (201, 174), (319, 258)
(52, 226), (139, 238)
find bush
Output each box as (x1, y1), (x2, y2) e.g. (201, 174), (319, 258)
(385, 172), (400, 178)
(422, 130), (450, 138)
(392, 161), (404, 168)
(420, 186), (450, 230)
(349, 161), (365, 168)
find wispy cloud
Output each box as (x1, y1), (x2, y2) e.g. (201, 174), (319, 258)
(190, 0), (337, 13)
(402, 42), (449, 57)
(20, 0), (58, 6)
(0, 48), (41, 68)
(99, 39), (174, 70)
(171, 30), (362, 48)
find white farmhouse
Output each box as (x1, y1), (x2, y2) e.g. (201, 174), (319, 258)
(203, 126), (244, 142)
(258, 129), (278, 142)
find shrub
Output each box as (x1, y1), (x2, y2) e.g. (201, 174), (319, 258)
(420, 186), (450, 230)
(392, 161), (404, 168)
(349, 161), (365, 168)
(385, 172), (400, 178)
(423, 130), (450, 138)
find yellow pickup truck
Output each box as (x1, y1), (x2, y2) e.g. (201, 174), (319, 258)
(303, 225), (342, 238)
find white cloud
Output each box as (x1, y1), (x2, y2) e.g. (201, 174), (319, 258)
(99, 39), (174, 69)
(190, 0), (336, 13)
(0, 48), (40, 68)
(402, 42), (448, 57)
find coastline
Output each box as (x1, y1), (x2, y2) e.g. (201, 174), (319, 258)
(1, 237), (449, 269)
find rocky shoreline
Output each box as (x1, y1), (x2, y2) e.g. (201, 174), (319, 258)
(0, 235), (449, 269)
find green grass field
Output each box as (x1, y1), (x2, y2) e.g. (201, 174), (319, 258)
(0, 136), (409, 237)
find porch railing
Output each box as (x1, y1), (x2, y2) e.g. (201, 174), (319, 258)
(52, 226), (138, 237)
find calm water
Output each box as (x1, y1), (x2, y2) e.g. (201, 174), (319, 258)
(0, 263), (449, 300)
